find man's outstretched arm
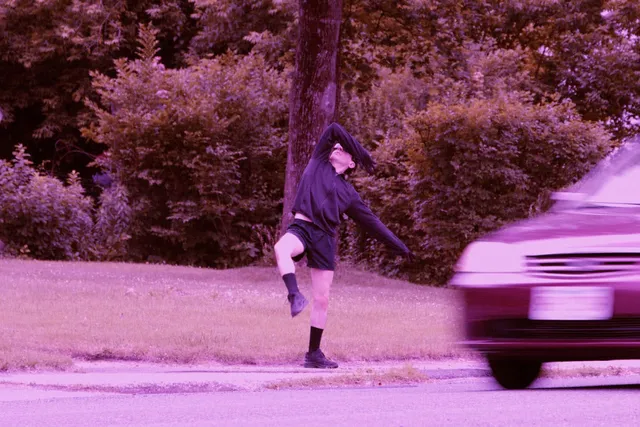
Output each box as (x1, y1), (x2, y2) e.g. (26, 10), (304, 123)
(345, 195), (410, 256)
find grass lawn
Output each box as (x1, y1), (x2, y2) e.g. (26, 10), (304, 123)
(0, 259), (465, 371)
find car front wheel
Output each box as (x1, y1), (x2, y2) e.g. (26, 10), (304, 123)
(487, 356), (542, 389)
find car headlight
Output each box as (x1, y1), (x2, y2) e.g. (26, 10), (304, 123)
(455, 241), (523, 273)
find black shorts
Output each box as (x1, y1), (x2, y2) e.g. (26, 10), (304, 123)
(286, 219), (336, 271)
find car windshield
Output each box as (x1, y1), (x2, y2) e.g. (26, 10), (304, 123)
(585, 164), (640, 205)
(555, 140), (640, 209)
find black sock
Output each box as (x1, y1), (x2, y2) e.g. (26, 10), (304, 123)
(282, 273), (299, 296)
(309, 327), (323, 352)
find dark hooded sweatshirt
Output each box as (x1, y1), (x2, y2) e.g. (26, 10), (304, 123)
(292, 122), (409, 256)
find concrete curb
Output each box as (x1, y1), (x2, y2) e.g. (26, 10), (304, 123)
(0, 358), (489, 397)
(2, 358), (640, 398)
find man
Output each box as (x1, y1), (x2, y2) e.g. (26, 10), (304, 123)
(274, 122), (413, 369)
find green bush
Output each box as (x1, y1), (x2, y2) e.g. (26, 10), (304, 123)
(402, 91), (612, 284)
(84, 26), (289, 266)
(92, 183), (132, 261)
(0, 145), (94, 259)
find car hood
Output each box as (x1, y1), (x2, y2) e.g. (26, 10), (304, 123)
(483, 207), (640, 247)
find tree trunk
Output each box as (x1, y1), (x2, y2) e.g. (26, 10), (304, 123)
(280, 0), (343, 236)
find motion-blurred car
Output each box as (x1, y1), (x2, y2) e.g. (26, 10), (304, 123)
(451, 140), (640, 389)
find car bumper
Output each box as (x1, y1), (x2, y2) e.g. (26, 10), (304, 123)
(452, 273), (640, 361)
(460, 339), (640, 361)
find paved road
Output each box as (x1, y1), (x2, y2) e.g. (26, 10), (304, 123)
(1, 376), (640, 426)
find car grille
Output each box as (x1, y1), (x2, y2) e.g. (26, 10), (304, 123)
(525, 252), (640, 277)
(485, 318), (640, 340)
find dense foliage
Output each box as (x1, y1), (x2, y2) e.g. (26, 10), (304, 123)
(0, 144), (133, 261)
(0, 145), (93, 259)
(402, 93), (611, 282)
(339, 46), (613, 283)
(1, 0), (637, 283)
(83, 27), (289, 266)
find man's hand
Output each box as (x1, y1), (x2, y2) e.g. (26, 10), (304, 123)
(404, 250), (417, 262)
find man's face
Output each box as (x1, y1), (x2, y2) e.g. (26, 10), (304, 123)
(329, 143), (355, 173)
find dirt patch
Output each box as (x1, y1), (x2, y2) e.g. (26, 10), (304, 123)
(264, 365), (430, 390)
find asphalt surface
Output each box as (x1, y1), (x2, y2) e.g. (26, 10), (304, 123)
(2, 359), (640, 426)
(1, 374), (640, 426)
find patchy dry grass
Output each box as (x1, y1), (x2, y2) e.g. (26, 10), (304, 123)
(264, 364), (429, 390)
(541, 365), (640, 379)
(0, 259), (464, 371)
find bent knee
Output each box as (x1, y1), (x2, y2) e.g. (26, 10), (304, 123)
(313, 294), (329, 311)
(274, 240), (285, 253)
(274, 240), (292, 261)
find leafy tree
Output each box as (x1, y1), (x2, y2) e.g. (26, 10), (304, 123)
(338, 0), (640, 139)
(0, 0), (197, 179)
(483, 0), (640, 137)
(190, 0), (297, 68)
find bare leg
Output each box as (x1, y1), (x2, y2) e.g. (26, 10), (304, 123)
(304, 268), (338, 368)
(310, 268), (334, 329)
(274, 233), (304, 275)
(274, 233), (308, 317)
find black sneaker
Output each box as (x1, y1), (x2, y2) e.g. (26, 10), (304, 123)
(304, 349), (338, 369)
(287, 292), (308, 317)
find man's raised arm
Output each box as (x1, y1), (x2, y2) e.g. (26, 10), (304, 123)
(312, 122), (375, 174)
